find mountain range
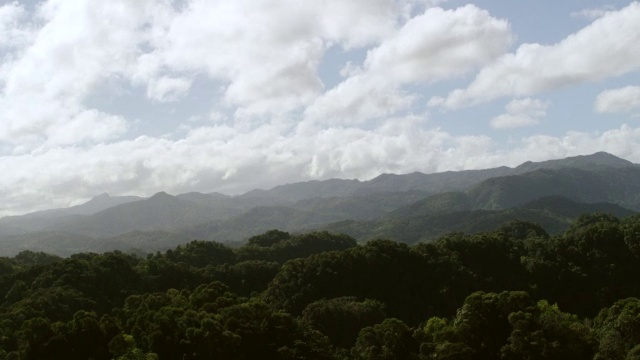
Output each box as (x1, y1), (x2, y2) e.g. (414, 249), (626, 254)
(1, 151), (638, 256)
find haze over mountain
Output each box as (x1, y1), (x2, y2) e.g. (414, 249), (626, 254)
(0, 152), (638, 255)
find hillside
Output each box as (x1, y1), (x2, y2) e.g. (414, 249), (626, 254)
(468, 166), (640, 210)
(317, 196), (636, 244)
(512, 151), (637, 173)
(55, 192), (228, 237)
(0, 194), (142, 236)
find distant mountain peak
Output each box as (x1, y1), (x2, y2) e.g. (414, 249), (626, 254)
(586, 151), (633, 164)
(149, 191), (172, 199)
(74, 193), (143, 214)
(515, 151), (634, 173)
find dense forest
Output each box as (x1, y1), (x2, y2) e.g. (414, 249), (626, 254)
(2, 213), (640, 359)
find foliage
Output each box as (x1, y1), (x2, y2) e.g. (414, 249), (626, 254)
(2, 217), (640, 359)
(302, 297), (386, 349)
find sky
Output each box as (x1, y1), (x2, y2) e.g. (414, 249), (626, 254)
(1, 0), (640, 216)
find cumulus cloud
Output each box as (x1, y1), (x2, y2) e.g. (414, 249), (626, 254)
(4, 0), (157, 99)
(3, 0), (368, 148)
(135, 0), (406, 117)
(0, 95), (128, 150)
(1, 1), (512, 149)
(364, 5), (511, 83)
(595, 86), (640, 115)
(431, 2), (640, 109)
(0, 0), (165, 150)
(305, 4), (511, 125)
(302, 76), (416, 126)
(490, 98), (549, 129)
(0, 2), (33, 50)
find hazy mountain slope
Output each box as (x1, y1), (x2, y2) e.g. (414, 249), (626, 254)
(240, 178), (362, 202)
(523, 195), (637, 218)
(238, 168), (513, 202)
(99, 230), (193, 254)
(183, 192), (637, 246)
(182, 205), (336, 243)
(176, 191), (287, 210)
(316, 196), (636, 244)
(0, 194), (142, 236)
(389, 192), (474, 218)
(174, 191), (255, 218)
(19, 193), (143, 218)
(468, 167), (640, 210)
(290, 191), (430, 221)
(0, 229), (194, 257)
(60, 193), (144, 216)
(0, 231), (96, 257)
(2, 196), (632, 256)
(0, 214), (87, 236)
(360, 167), (513, 195)
(177, 191), (431, 243)
(56, 192), (222, 237)
(315, 209), (566, 244)
(512, 151), (637, 174)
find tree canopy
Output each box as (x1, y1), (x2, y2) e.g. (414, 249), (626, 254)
(2, 217), (640, 359)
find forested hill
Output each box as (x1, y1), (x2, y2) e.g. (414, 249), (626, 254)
(2, 214), (640, 358)
(1, 151), (639, 256)
(317, 195), (637, 243)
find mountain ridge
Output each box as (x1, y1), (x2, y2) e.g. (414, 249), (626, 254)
(3, 151), (635, 221)
(1, 151), (639, 255)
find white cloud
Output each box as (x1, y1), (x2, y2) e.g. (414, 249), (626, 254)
(4, 0), (157, 99)
(0, 2), (33, 50)
(305, 4), (511, 125)
(0, 95), (128, 150)
(0, 0), (165, 150)
(491, 98), (549, 129)
(1, 0), (416, 143)
(134, 0), (406, 117)
(432, 2), (640, 109)
(302, 75), (416, 126)
(364, 5), (511, 83)
(0, 1), (512, 150)
(0, 2), (35, 89)
(595, 85), (640, 114)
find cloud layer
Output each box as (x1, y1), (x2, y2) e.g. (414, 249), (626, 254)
(430, 2), (640, 109)
(1, 1), (639, 215)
